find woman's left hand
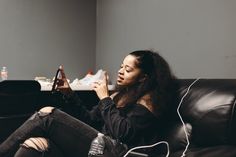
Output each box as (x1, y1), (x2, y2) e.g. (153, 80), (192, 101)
(54, 65), (73, 95)
(92, 72), (109, 100)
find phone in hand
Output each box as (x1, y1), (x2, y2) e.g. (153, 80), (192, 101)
(51, 65), (64, 93)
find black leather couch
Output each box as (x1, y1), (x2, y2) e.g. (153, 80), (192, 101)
(0, 80), (41, 143)
(159, 79), (236, 157)
(1, 79), (236, 157)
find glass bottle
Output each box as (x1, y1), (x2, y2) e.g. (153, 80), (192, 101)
(1, 66), (8, 81)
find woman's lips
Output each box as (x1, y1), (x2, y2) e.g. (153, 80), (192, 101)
(117, 76), (123, 82)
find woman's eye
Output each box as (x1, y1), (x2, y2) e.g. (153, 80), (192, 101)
(126, 68), (131, 72)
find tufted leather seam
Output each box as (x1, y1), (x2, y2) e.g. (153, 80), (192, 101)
(195, 104), (232, 124)
(193, 104), (232, 145)
(190, 104), (231, 126)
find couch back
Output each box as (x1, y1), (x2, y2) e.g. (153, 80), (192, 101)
(0, 80), (41, 142)
(165, 79), (236, 152)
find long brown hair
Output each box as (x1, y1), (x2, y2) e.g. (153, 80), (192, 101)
(113, 50), (177, 117)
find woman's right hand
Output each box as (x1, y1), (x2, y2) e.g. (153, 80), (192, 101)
(92, 71), (109, 100)
(54, 65), (73, 95)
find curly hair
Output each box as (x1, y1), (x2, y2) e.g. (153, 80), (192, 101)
(114, 50), (178, 117)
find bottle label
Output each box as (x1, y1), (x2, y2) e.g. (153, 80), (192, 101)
(88, 134), (105, 156)
(89, 143), (104, 155)
(1, 71), (8, 80)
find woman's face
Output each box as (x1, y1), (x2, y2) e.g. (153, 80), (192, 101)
(116, 55), (144, 86)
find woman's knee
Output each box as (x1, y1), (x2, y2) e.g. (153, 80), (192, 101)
(16, 137), (63, 157)
(21, 137), (49, 152)
(39, 106), (55, 114)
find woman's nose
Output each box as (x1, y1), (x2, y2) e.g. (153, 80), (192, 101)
(118, 68), (124, 74)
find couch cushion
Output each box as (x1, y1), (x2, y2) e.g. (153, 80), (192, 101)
(178, 79), (236, 146)
(169, 145), (236, 157)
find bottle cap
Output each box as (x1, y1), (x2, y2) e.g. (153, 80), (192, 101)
(98, 133), (104, 136)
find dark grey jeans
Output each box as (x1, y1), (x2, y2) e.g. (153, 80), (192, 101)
(0, 109), (99, 157)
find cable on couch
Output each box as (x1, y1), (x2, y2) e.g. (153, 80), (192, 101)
(123, 78), (201, 157)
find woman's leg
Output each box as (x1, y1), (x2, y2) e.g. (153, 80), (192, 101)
(0, 108), (50, 157)
(0, 107), (99, 157)
(45, 108), (99, 157)
(14, 138), (63, 157)
(14, 147), (42, 157)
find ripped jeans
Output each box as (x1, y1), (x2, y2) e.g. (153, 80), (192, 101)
(0, 108), (99, 157)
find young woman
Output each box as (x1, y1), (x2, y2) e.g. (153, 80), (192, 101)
(0, 50), (178, 157)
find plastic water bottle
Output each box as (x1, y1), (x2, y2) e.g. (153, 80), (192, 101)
(1, 66), (8, 81)
(88, 133), (105, 157)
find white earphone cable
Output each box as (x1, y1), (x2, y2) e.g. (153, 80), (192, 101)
(177, 78), (201, 157)
(123, 141), (169, 157)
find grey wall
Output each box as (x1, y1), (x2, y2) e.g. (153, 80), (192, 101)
(0, 0), (96, 80)
(96, 0), (236, 82)
(1, 0), (236, 82)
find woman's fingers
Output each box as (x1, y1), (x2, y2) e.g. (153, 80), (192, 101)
(59, 65), (67, 79)
(103, 71), (108, 85)
(54, 65), (72, 94)
(92, 77), (109, 100)
(91, 81), (100, 89)
(97, 71), (108, 86)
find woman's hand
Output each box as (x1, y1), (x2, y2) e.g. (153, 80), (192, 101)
(54, 65), (73, 95)
(92, 71), (109, 100)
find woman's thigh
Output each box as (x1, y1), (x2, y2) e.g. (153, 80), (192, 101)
(46, 109), (99, 157)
